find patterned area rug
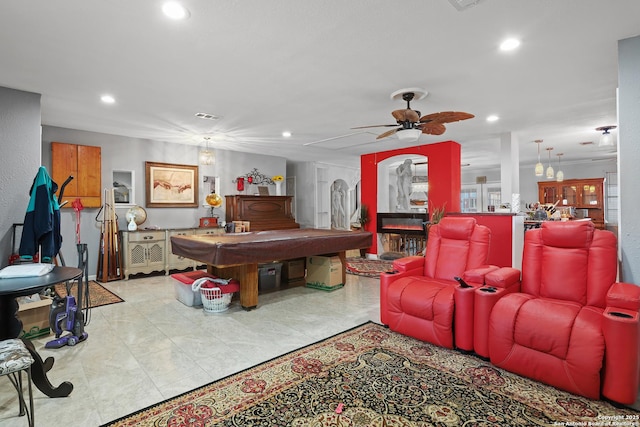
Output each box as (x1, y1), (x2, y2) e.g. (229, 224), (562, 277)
(102, 322), (636, 426)
(345, 257), (393, 277)
(54, 280), (124, 309)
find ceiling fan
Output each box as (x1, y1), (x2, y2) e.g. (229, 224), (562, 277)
(353, 91), (475, 140)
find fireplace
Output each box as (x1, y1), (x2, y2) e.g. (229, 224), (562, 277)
(377, 212), (429, 256)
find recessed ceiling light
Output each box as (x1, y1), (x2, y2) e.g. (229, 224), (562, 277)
(100, 94), (115, 104)
(282, 131), (292, 138)
(162, 2), (189, 20)
(499, 38), (520, 51)
(195, 112), (221, 120)
(486, 115), (499, 122)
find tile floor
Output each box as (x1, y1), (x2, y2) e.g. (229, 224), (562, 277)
(0, 272), (380, 426)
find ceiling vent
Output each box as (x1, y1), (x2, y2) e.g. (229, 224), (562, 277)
(195, 113), (221, 120)
(448, 0), (485, 11)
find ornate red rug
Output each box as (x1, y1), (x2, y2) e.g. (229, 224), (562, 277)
(345, 257), (393, 277)
(102, 322), (636, 426)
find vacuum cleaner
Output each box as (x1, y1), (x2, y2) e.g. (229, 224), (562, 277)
(45, 175), (91, 349)
(45, 290), (88, 348)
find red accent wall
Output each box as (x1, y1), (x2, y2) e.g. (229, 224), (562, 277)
(360, 141), (462, 254)
(447, 213), (515, 267)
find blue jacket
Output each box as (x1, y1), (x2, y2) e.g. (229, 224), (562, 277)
(19, 167), (62, 262)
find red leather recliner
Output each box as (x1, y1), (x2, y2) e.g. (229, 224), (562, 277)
(488, 220), (640, 404)
(380, 217), (509, 351)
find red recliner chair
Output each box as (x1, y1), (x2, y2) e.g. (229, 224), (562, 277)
(488, 220), (640, 404)
(380, 217), (511, 351)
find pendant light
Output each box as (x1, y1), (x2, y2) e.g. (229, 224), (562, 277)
(545, 147), (554, 179)
(534, 139), (544, 176)
(199, 137), (214, 165)
(556, 153), (564, 182)
(596, 125), (617, 147)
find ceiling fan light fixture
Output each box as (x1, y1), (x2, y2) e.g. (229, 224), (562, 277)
(396, 128), (422, 143)
(596, 125), (617, 147)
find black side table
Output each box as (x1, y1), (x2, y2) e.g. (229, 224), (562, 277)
(0, 266), (82, 397)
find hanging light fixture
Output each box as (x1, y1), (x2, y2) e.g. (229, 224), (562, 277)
(534, 139), (544, 176)
(199, 137), (214, 165)
(545, 147), (554, 179)
(556, 153), (564, 182)
(596, 125), (617, 147)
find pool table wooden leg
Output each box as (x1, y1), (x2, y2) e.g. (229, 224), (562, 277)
(207, 263), (259, 310)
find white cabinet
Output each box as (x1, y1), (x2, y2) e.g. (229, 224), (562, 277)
(121, 227), (226, 279)
(193, 227), (225, 269)
(122, 230), (166, 280)
(166, 229), (195, 271)
(194, 228), (226, 237)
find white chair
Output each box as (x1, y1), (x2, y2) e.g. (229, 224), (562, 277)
(0, 339), (35, 426)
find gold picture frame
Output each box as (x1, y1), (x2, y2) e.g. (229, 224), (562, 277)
(145, 161), (199, 208)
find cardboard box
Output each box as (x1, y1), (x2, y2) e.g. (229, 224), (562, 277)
(306, 256), (343, 291)
(282, 258), (306, 282)
(18, 295), (53, 340)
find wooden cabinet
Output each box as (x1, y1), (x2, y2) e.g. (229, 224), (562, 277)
(225, 195), (299, 231)
(51, 142), (102, 208)
(538, 178), (605, 229)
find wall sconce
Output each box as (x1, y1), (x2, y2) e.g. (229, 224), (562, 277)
(545, 147), (554, 179)
(596, 125), (617, 147)
(534, 139), (544, 177)
(199, 137), (214, 165)
(556, 153), (564, 182)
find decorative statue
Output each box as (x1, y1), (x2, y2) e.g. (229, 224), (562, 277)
(396, 159), (413, 211)
(331, 183), (347, 229)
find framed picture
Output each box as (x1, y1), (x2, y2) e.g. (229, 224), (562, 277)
(257, 186), (270, 196)
(145, 161), (198, 208)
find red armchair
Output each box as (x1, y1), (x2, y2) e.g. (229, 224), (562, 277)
(380, 217), (508, 351)
(488, 220), (640, 404)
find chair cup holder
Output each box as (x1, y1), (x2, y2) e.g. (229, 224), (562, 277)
(608, 311), (634, 319)
(385, 270), (398, 275)
(479, 287), (497, 293)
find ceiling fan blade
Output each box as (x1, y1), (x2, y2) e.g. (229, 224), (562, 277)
(418, 122), (446, 135)
(419, 111), (475, 124)
(377, 128), (400, 139)
(351, 124), (398, 129)
(391, 109), (420, 123)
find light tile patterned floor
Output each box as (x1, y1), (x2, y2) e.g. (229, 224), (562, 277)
(0, 273), (380, 426)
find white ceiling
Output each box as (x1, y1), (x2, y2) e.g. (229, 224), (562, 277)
(1, 1), (638, 171)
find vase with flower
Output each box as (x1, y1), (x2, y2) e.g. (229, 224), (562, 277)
(272, 175), (284, 195)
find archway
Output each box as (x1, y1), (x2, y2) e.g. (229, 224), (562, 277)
(360, 141), (462, 254)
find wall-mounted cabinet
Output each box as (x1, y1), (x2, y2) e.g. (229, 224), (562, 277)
(538, 178), (605, 229)
(51, 142), (101, 208)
